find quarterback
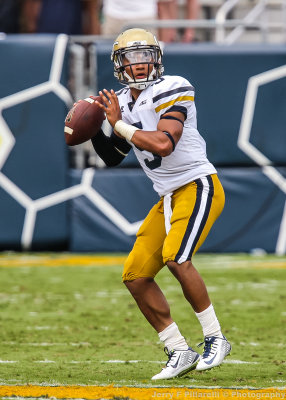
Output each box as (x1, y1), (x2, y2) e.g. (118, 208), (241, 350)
(92, 28), (231, 380)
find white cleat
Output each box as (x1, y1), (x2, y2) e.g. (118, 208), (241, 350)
(196, 335), (231, 371)
(151, 347), (200, 380)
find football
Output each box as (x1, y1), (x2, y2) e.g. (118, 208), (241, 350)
(64, 96), (105, 146)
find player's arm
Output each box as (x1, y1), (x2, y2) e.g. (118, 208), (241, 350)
(91, 129), (132, 167)
(132, 111), (184, 156)
(96, 89), (184, 157)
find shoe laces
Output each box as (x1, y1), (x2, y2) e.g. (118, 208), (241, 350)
(164, 346), (176, 367)
(198, 337), (218, 359)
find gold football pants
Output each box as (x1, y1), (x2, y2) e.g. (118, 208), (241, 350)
(122, 174), (225, 282)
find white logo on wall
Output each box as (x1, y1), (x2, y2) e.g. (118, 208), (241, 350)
(0, 34), (142, 250)
(238, 65), (286, 255)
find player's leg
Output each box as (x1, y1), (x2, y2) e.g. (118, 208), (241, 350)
(123, 198), (171, 332)
(167, 259), (211, 313)
(123, 199), (180, 332)
(124, 277), (172, 332)
(124, 277), (200, 380)
(123, 199), (199, 379)
(163, 174), (231, 371)
(167, 259), (231, 371)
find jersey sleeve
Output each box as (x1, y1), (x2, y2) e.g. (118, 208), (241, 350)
(91, 129), (132, 167)
(152, 76), (195, 120)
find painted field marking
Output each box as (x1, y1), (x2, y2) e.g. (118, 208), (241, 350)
(0, 254), (127, 267)
(2, 342), (91, 347)
(0, 254), (285, 268)
(0, 385), (285, 400)
(0, 361), (17, 364)
(101, 359), (260, 365)
(223, 359), (259, 364)
(0, 359), (260, 365)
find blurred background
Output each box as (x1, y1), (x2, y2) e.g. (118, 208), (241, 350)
(0, 0), (285, 254)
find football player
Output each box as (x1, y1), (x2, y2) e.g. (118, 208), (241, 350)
(92, 28), (231, 380)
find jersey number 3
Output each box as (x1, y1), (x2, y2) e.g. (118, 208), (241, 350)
(144, 154), (162, 170)
(132, 121), (162, 170)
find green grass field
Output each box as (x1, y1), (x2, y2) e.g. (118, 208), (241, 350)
(0, 252), (285, 389)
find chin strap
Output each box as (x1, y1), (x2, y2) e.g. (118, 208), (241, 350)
(129, 81), (153, 90)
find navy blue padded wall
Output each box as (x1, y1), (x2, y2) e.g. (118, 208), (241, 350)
(69, 167), (285, 253)
(0, 35), (70, 250)
(95, 42), (286, 167)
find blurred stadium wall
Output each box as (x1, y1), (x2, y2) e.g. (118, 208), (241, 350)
(0, 34), (285, 254)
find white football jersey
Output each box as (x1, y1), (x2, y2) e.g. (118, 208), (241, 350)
(117, 75), (217, 196)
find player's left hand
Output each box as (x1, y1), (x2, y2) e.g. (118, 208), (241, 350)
(96, 89), (122, 129)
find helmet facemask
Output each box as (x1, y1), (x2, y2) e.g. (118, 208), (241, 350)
(112, 44), (164, 90)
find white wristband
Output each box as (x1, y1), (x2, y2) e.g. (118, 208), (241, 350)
(114, 120), (138, 141)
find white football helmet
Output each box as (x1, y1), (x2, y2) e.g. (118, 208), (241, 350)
(111, 28), (164, 90)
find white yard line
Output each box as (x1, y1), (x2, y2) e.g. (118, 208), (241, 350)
(2, 342), (90, 347)
(0, 358), (259, 365)
(0, 360), (18, 363)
